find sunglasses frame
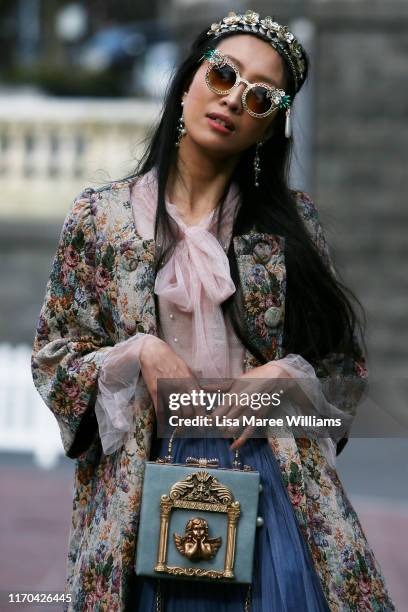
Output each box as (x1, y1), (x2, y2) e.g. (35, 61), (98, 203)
(202, 49), (290, 119)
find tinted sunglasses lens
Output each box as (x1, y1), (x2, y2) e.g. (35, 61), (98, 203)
(246, 86), (274, 115)
(207, 64), (237, 92)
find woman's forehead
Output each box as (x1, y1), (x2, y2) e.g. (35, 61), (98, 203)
(215, 35), (286, 84)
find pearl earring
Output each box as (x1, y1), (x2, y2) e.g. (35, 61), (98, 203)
(285, 107), (292, 138)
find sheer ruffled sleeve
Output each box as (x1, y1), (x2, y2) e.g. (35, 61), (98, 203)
(272, 353), (355, 468)
(95, 333), (156, 455)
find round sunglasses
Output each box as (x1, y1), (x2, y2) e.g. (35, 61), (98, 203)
(201, 49), (291, 118)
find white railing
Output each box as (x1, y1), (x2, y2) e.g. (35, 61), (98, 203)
(0, 343), (64, 469)
(0, 93), (161, 219)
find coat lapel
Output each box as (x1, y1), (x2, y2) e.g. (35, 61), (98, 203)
(96, 184), (158, 341)
(233, 232), (286, 367)
(233, 231), (308, 531)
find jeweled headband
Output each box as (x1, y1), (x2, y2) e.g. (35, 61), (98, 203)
(206, 10), (307, 93)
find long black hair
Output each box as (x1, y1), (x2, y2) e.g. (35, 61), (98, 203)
(126, 26), (366, 368)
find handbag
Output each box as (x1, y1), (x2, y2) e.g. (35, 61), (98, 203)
(135, 428), (261, 611)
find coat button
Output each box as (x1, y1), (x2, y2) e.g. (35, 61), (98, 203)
(253, 241), (273, 264)
(264, 306), (282, 328)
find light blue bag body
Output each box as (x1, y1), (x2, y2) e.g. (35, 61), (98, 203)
(135, 448), (260, 585)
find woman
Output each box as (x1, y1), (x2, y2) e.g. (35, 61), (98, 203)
(31, 9), (395, 612)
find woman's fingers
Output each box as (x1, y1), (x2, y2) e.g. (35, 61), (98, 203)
(210, 372), (284, 443)
(229, 424), (256, 450)
(139, 339), (200, 420)
(178, 373), (203, 420)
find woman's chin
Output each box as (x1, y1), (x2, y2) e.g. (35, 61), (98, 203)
(184, 132), (240, 156)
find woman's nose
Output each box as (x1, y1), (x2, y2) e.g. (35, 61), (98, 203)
(221, 82), (245, 113)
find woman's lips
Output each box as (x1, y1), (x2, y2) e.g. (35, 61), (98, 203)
(207, 117), (234, 134)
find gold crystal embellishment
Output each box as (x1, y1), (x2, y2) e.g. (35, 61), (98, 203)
(223, 11), (241, 26)
(209, 22), (221, 34)
(261, 17), (281, 32)
(243, 10), (260, 25)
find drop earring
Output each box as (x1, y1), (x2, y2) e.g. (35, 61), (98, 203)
(285, 107), (292, 139)
(254, 140), (263, 188)
(175, 97), (187, 147)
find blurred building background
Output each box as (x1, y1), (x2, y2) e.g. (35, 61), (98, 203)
(0, 1), (407, 610)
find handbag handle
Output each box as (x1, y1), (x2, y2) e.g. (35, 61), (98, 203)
(163, 426), (246, 470)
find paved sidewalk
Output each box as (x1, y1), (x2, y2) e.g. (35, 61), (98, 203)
(1, 463), (72, 591)
(1, 460), (407, 611)
(350, 496), (408, 611)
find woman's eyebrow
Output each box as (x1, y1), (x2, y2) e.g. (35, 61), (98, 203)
(225, 53), (279, 87)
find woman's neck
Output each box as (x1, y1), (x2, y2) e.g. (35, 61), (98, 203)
(166, 139), (239, 224)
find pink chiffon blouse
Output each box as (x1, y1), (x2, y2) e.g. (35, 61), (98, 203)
(94, 168), (348, 464)
(133, 167), (246, 380)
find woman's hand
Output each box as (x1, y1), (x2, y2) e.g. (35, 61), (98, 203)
(210, 362), (293, 450)
(139, 336), (200, 416)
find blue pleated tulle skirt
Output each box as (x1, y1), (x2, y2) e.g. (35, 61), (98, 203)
(133, 435), (330, 612)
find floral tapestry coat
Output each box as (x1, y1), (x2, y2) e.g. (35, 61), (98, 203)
(31, 178), (395, 611)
